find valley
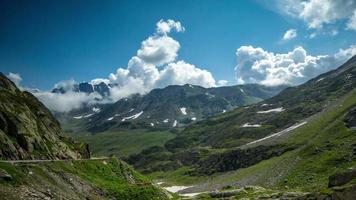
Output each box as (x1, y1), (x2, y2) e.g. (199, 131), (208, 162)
(1, 1), (356, 199)
(1, 56), (355, 199)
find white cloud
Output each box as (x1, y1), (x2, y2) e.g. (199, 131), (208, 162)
(30, 19), (218, 112)
(156, 61), (216, 88)
(136, 35), (180, 66)
(283, 29), (297, 40)
(235, 44), (356, 86)
(217, 80), (228, 86)
(107, 19), (217, 99)
(35, 91), (102, 113)
(54, 79), (77, 91)
(346, 11), (356, 30)
(276, 0), (356, 31)
(7, 72), (22, 87)
(156, 19), (185, 35)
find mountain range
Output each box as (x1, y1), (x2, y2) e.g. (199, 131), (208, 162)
(1, 56), (355, 199)
(125, 55), (356, 198)
(0, 72), (169, 199)
(59, 83), (286, 133)
(52, 81), (112, 97)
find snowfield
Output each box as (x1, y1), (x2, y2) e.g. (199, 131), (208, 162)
(121, 111), (143, 121)
(242, 123), (261, 128)
(257, 107), (285, 113)
(92, 107), (100, 113)
(180, 107), (187, 115)
(244, 121), (307, 146)
(163, 186), (192, 193)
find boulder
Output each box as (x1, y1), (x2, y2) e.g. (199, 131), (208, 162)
(0, 169), (12, 181)
(328, 169), (356, 187)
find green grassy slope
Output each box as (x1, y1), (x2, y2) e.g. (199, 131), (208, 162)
(148, 89), (356, 194)
(0, 158), (169, 200)
(68, 129), (176, 158)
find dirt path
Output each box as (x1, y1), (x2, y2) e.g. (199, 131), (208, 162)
(0, 157), (110, 164)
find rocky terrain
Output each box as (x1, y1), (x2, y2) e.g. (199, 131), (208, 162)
(59, 83), (286, 133)
(126, 56), (356, 199)
(0, 73), (90, 160)
(0, 73), (169, 199)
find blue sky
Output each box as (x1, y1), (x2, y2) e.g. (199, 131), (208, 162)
(1, 0), (355, 91)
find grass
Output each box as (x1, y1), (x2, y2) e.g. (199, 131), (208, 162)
(145, 90), (356, 192)
(68, 129), (176, 158)
(0, 158), (168, 200)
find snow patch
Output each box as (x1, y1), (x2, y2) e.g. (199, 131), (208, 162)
(172, 120), (177, 127)
(128, 108), (134, 112)
(316, 78), (324, 82)
(107, 117), (114, 121)
(180, 107), (187, 115)
(180, 192), (204, 197)
(92, 107), (100, 113)
(163, 186), (192, 193)
(83, 113), (94, 118)
(245, 121), (307, 146)
(242, 123), (261, 128)
(73, 115), (83, 119)
(191, 117), (197, 121)
(222, 109), (226, 113)
(121, 111), (143, 121)
(261, 103), (271, 107)
(163, 119), (169, 123)
(205, 92), (215, 98)
(150, 123), (155, 127)
(257, 107), (285, 114)
(240, 88), (245, 93)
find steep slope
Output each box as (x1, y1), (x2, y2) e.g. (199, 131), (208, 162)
(0, 73), (90, 160)
(162, 88), (356, 199)
(0, 72), (169, 200)
(165, 55), (356, 150)
(128, 55), (356, 176)
(65, 84), (285, 133)
(0, 158), (169, 200)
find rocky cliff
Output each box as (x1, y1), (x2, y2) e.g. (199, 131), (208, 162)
(0, 73), (90, 160)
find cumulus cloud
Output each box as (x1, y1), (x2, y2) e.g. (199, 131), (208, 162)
(136, 36), (180, 66)
(29, 19), (219, 112)
(155, 61), (216, 88)
(276, 0), (356, 31)
(217, 80), (228, 86)
(7, 72), (22, 87)
(106, 19), (217, 99)
(235, 44), (356, 86)
(156, 19), (185, 35)
(282, 29), (297, 40)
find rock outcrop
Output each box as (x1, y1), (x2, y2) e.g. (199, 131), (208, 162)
(0, 72), (90, 160)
